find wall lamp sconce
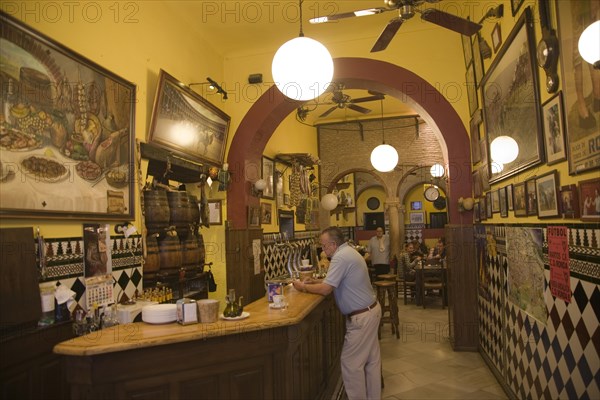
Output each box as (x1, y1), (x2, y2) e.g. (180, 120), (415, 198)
(252, 178), (267, 197)
(321, 192), (338, 211)
(189, 77), (228, 100)
(477, 4), (504, 60)
(579, 20), (600, 69)
(458, 197), (474, 212)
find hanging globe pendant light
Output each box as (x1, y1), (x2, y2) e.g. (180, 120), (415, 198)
(371, 144), (399, 172)
(272, 0), (333, 101)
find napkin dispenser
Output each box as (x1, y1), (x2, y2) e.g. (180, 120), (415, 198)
(176, 298), (198, 325)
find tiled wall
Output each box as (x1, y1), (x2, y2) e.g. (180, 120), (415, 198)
(477, 224), (599, 399)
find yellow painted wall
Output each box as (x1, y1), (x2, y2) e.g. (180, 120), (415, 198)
(356, 186), (386, 228)
(403, 185), (447, 225)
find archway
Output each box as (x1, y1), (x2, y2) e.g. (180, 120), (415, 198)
(227, 57), (472, 228)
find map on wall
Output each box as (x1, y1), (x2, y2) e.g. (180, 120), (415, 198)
(506, 227), (547, 324)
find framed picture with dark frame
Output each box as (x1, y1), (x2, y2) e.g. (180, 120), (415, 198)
(535, 170), (559, 218)
(482, 8), (543, 184)
(526, 178), (538, 216)
(148, 69), (230, 167)
(491, 190), (500, 213)
(579, 178), (600, 222)
(506, 184), (514, 211)
(485, 192), (492, 219)
(0, 13), (137, 220)
(248, 206), (261, 228)
(499, 186), (508, 218)
(559, 184), (580, 219)
(462, 29), (473, 66)
(513, 182), (528, 217)
(556, 1), (600, 175)
(491, 23), (502, 52)
(470, 110), (482, 165)
(474, 201), (481, 223)
(260, 202), (272, 225)
(542, 92), (567, 165)
(208, 200), (222, 225)
(472, 33), (485, 87)
(261, 156), (275, 199)
(466, 62), (478, 117)
(480, 196), (487, 221)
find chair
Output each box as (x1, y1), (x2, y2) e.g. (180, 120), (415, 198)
(400, 257), (417, 305)
(421, 261), (447, 309)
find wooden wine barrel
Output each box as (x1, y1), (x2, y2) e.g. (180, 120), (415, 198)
(181, 234), (201, 269)
(188, 195), (200, 233)
(167, 191), (191, 238)
(143, 190), (170, 235)
(144, 234), (160, 273)
(157, 233), (182, 273)
(197, 233), (206, 269)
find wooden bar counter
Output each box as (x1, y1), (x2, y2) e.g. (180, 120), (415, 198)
(54, 286), (345, 400)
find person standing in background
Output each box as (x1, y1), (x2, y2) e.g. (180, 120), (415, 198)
(364, 226), (390, 276)
(293, 227), (381, 400)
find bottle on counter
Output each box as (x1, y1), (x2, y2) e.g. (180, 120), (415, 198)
(38, 283), (55, 326)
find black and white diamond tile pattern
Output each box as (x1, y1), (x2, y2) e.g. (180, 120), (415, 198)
(405, 227), (423, 244)
(478, 223), (599, 400)
(37, 235), (143, 312)
(262, 237), (316, 282)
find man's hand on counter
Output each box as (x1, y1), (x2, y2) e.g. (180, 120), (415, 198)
(292, 279), (333, 296)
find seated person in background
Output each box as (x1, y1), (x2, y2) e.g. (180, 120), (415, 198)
(400, 242), (423, 282)
(412, 240), (427, 259)
(429, 238), (446, 261)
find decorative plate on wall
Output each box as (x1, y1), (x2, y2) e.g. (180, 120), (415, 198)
(367, 197), (380, 210)
(433, 196), (447, 210)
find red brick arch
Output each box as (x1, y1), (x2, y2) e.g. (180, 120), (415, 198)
(226, 57), (472, 228)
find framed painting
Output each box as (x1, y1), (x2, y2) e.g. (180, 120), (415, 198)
(260, 202), (272, 225)
(499, 186), (508, 217)
(409, 212), (425, 225)
(506, 184), (514, 211)
(526, 178), (538, 216)
(542, 92), (567, 165)
(472, 33), (485, 88)
(0, 13), (136, 220)
(556, 1), (600, 174)
(462, 29), (473, 67)
(248, 206), (261, 228)
(481, 8), (544, 184)
(208, 200), (222, 225)
(491, 23), (502, 52)
(579, 178), (600, 222)
(466, 62), (478, 117)
(474, 201), (481, 223)
(148, 69), (230, 167)
(480, 196), (488, 221)
(261, 156), (275, 199)
(513, 182), (527, 217)
(491, 190), (500, 213)
(485, 192), (492, 219)
(470, 110), (482, 165)
(472, 170), (483, 197)
(535, 170), (559, 218)
(559, 184), (580, 219)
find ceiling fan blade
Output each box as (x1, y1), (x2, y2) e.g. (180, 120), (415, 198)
(309, 7), (389, 24)
(351, 94), (385, 104)
(420, 9), (481, 36)
(368, 90), (385, 96)
(347, 104), (372, 114)
(319, 106), (338, 118)
(371, 18), (404, 52)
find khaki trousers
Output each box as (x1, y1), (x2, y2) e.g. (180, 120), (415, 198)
(341, 303), (382, 400)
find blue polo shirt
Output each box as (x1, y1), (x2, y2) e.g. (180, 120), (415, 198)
(324, 243), (376, 315)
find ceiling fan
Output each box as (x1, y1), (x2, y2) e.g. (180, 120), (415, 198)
(313, 84), (385, 118)
(310, 0), (482, 52)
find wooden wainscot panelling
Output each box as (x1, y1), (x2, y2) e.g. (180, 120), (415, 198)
(226, 227), (266, 303)
(445, 225), (478, 351)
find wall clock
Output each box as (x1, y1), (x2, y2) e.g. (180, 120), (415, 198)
(424, 186), (440, 202)
(433, 196), (447, 210)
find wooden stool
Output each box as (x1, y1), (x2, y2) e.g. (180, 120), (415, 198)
(374, 280), (399, 339)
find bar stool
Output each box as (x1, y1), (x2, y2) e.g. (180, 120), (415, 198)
(373, 280), (399, 339)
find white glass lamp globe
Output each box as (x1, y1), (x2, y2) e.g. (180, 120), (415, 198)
(490, 136), (519, 164)
(430, 163), (445, 178)
(491, 161), (504, 174)
(578, 21), (600, 67)
(462, 197), (474, 211)
(321, 193), (338, 210)
(370, 144), (398, 172)
(254, 179), (267, 191)
(272, 36), (334, 101)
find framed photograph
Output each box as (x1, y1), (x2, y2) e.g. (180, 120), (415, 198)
(472, 170), (483, 197)
(470, 112), (482, 165)
(466, 62), (478, 117)
(556, 1), (600, 175)
(535, 171), (559, 218)
(248, 206), (261, 228)
(409, 212), (425, 225)
(491, 190), (500, 213)
(542, 92), (567, 165)
(526, 178), (538, 216)
(261, 156), (275, 199)
(579, 178), (600, 222)
(506, 184), (514, 211)
(283, 193), (290, 206)
(208, 200), (222, 225)
(472, 33), (485, 87)
(480, 196), (488, 221)
(462, 29), (473, 67)
(499, 186), (508, 218)
(0, 13), (136, 220)
(559, 184), (580, 219)
(148, 69), (230, 167)
(513, 182), (528, 217)
(410, 201), (422, 211)
(260, 202), (272, 225)
(485, 192), (492, 218)
(481, 8), (543, 184)
(474, 202), (481, 223)
(491, 23), (502, 52)
(511, 0), (525, 16)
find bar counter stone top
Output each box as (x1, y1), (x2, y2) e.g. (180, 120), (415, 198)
(54, 284), (323, 357)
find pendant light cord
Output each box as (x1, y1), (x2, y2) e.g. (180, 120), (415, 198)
(299, 0), (304, 37)
(380, 98), (386, 144)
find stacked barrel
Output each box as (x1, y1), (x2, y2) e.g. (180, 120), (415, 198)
(142, 190), (205, 283)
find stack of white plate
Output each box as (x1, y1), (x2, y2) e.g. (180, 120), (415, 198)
(142, 304), (177, 324)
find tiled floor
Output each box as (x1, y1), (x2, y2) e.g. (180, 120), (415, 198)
(378, 296), (508, 400)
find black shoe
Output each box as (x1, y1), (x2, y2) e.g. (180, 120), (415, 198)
(579, 113), (597, 129)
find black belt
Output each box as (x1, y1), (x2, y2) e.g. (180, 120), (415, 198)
(347, 301), (378, 318)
